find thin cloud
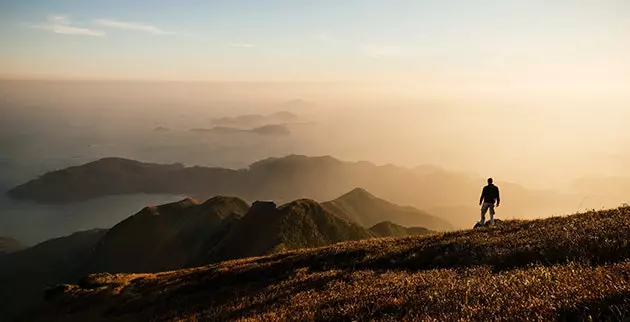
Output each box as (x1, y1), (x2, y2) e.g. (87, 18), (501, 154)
(32, 15), (105, 37)
(94, 18), (174, 35)
(361, 45), (406, 59)
(228, 43), (256, 48)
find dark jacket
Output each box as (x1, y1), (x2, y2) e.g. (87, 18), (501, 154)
(480, 184), (500, 204)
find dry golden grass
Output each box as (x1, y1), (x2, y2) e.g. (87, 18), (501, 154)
(36, 207), (630, 321)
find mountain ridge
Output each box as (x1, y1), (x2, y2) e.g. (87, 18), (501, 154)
(6, 154), (573, 229)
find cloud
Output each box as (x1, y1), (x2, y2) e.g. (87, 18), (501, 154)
(228, 43), (256, 48)
(361, 45), (406, 59)
(32, 15), (105, 36)
(94, 18), (173, 35)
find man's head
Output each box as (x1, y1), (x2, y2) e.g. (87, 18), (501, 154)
(487, 178), (493, 185)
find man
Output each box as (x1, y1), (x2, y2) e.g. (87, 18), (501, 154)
(479, 178), (500, 225)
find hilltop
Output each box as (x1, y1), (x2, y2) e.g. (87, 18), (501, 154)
(86, 196), (250, 273)
(323, 188), (453, 231)
(6, 154), (573, 228)
(211, 199), (372, 262)
(34, 207), (630, 321)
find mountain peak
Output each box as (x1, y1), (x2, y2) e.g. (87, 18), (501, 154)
(142, 198), (200, 216)
(343, 187), (375, 199)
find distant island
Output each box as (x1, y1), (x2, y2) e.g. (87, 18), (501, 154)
(189, 124), (291, 136)
(211, 111), (298, 127)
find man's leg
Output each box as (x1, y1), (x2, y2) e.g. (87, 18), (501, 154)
(489, 204), (495, 224)
(480, 203), (488, 224)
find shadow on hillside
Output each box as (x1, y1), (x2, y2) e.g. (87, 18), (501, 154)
(557, 290), (630, 321)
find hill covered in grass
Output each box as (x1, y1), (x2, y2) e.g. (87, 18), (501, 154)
(1, 191), (434, 321)
(323, 188), (453, 231)
(34, 207), (630, 321)
(368, 221), (433, 237)
(0, 229), (107, 321)
(86, 196), (249, 273)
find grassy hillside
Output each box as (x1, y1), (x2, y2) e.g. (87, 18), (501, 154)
(211, 199), (373, 262)
(323, 188), (454, 230)
(35, 207), (630, 321)
(87, 196), (249, 273)
(0, 229), (107, 321)
(369, 221), (433, 237)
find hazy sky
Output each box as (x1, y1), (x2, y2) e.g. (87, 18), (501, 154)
(0, 0), (629, 95)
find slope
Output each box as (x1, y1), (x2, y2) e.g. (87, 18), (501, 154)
(368, 221), (433, 237)
(87, 196), (249, 273)
(34, 206), (630, 321)
(0, 229), (107, 321)
(323, 188), (454, 231)
(211, 199), (373, 262)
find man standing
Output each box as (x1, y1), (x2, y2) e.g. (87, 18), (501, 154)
(479, 178), (500, 225)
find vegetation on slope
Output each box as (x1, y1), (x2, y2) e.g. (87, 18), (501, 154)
(36, 207), (630, 321)
(323, 187), (453, 231)
(0, 229), (107, 321)
(87, 196), (249, 273)
(368, 221), (433, 238)
(211, 199), (373, 262)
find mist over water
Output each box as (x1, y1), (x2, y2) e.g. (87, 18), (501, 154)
(1, 80), (629, 244)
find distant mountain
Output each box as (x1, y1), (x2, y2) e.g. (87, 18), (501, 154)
(153, 126), (170, 132)
(7, 154), (574, 228)
(0, 237), (25, 255)
(322, 188), (454, 231)
(189, 124), (291, 136)
(369, 221), (433, 238)
(279, 99), (315, 109)
(87, 197), (249, 273)
(211, 111), (298, 127)
(0, 229), (107, 321)
(211, 199), (373, 261)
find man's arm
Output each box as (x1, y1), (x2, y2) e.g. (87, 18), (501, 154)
(479, 188), (485, 205)
(496, 187), (500, 206)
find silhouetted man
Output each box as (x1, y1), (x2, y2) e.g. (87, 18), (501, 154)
(479, 178), (500, 225)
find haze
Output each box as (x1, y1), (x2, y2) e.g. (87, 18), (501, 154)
(1, 1), (629, 244)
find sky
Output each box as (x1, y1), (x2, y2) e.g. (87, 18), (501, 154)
(0, 0), (629, 96)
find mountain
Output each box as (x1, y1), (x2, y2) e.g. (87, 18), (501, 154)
(211, 199), (373, 261)
(33, 206), (630, 321)
(87, 197), (249, 273)
(322, 188), (454, 231)
(0, 237), (25, 255)
(189, 124), (291, 136)
(211, 111), (298, 127)
(7, 154), (576, 228)
(369, 221), (433, 237)
(1, 191), (435, 320)
(0, 229), (107, 321)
